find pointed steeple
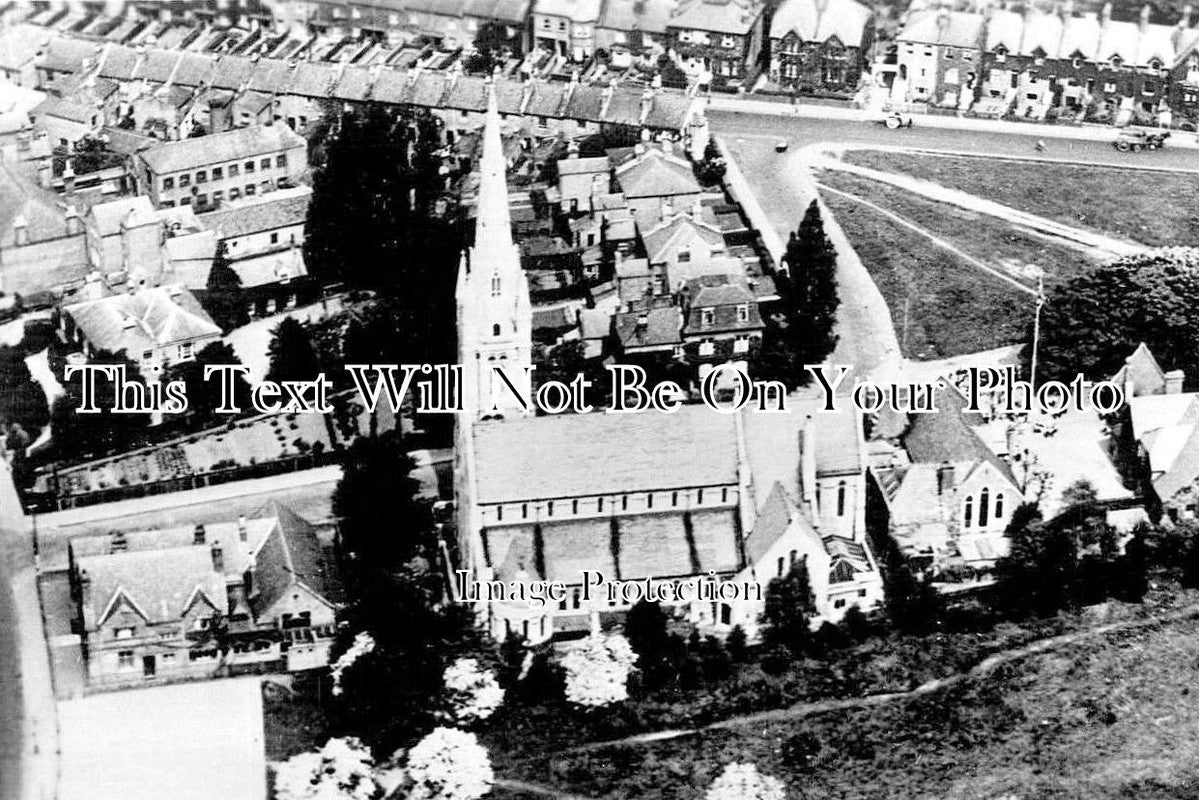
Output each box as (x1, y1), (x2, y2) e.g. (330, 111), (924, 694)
(474, 85), (517, 260)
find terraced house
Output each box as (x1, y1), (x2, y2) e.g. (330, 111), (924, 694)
(768, 0), (875, 97)
(667, 0), (766, 86)
(895, 2), (1199, 126)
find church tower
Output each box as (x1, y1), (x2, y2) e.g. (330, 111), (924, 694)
(456, 86), (533, 420)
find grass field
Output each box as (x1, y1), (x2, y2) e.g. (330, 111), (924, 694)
(524, 612), (1199, 800)
(817, 168), (1102, 360)
(841, 150), (1199, 247)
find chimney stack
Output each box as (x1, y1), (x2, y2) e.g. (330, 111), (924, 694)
(937, 462), (956, 495)
(1140, 3), (1152, 31)
(1165, 369), (1185, 394)
(12, 214), (28, 246)
(1101, 2), (1113, 25)
(238, 515), (248, 541)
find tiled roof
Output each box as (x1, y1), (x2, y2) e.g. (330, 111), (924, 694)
(229, 247), (308, 288)
(331, 65), (374, 102)
(210, 54), (257, 90)
(132, 48), (179, 84)
(63, 284), (221, 355)
(643, 213), (724, 264)
(96, 44), (138, 80)
(170, 51), (217, 87)
(33, 95), (95, 125)
(249, 502), (344, 617)
(0, 162), (72, 247)
(140, 124), (304, 175)
(535, 0), (604, 22)
(70, 516), (277, 579)
(78, 545), (225, 628)
(37, 36), (97, 73)
(902, 386), (1017, 485)
(289, 61), (339, 97)
(0, 24), (51, 72)
(471, 404), (739, 503)
(1110, 342), (1167, 396)
(88, 195), (157, 237)
(600, 0), (678, 34)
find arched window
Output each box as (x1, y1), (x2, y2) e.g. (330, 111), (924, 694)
(571, 499), (578, 514)
(830, 561), (855, 584)
(721, 487), (729, 503)
(621, 495), (629, 511)
(547, 500), (554, 517)
(697, 489), (704, 504)
(521, 503), (529, 519)
(963, 496), (973, 528)
(671, 491), (679, 507)
(597, 497), (604, 512)
(777, 556), (785, 577)
(647, 493), (654, 509)
(995, 492), (1004, 520)
(492, 323), (501, 337)
(789, 549), (797, 566)
(979, 488), (990, 527)
(836, 481), (847, 516)
(490, 275), (501, 296)
(497, 506), (503, 522)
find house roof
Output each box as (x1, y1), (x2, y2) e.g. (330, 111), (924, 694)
(470, 404), (738, 503)
(616, 146), (701, 199)
(534, 0), (604, 22)
(557, 154), (610, 176)
(70, 516), (278, 579)
(898, 9), (985, 49)
(900, 385), (1017, 486)
(600, 0), (678, 34)
(140, 124), (304, 175)
(614, 305), (683, 348)
(229, 247), (308, 288)
(249, 502), (344, 618)
(669, 0), (763, 35)
(0, 162), (72, 247)
(39, 36), (97, 74)
(0, 24), (51, 72)
(1129, 392), (1199, 441)
(77, 545), (225, 629)
(63, 285), (221, 355)
(770, 0), (872, 46)
(644, 212), (724, 265)
(198, 186), (311, 239)
(88, 195), (157, 237)
(1110, 342), (1167, 396)
(33, 95), (95, 125)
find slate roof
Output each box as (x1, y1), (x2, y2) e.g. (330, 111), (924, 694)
(0, 162), (72, 247)
(170, 51), (217, 87)
(643, 213), (724, 264)
(616, 146), (701, 198)
(535, 0), (604, 22)
(63, 285), (221, 355)
(96, 44), (138, 80)
(132, 48), (180, 84)
(600, 0), (677, 34)
(198, 186), (311, 239)
(39, 36), (98, 74)
(290, 61), (339, 97)
(471, 404), (739, 503)
(898, 9), (986, 49)
(331, 65), (375, 102)
(71, 516), (278, 579)
(88, 195), (157, 237)
(78, 545), (225, 628)
(229, 247), (308, 288)
(901, 385), (1017, 485)
(140, 124), (304, 175)
(669, 0), (763, 34)
(770, 0), (872, 46)
(0, 24), (51, 72)
(1110, 342), (1167, 396)
(249, 502), (344, 617)
(33, 95), (95, 125)
(614, 305), (683, 349)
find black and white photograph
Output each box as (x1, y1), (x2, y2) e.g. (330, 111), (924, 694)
(0, 0), (1198, 797)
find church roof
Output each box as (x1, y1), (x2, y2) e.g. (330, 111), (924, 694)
(470, 404), (738, 503)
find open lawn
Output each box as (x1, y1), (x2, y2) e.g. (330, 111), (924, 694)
(842, 150), (1199, 247)
(521, 611), (1199, 799)
(817, 169), (1099, 360)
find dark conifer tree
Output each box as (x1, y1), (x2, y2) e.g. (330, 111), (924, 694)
(265, 317), (320, 385)
(761, 561), (815, 654)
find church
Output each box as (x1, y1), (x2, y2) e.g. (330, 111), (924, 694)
(453, 89), (884, 644)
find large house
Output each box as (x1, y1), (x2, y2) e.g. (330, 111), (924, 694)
(135, 124), (307, 211)
(533, 0), (604, 61)
(768, 0), (875, 97)
(69, 505), (343, 689)
(667, 0), (767, 85)
(59, 282), (222, 377)
(454, 88), (881, 643)
(891, 7), (986, 110)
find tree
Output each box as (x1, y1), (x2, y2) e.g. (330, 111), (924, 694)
(332, 431), (434, 569)
(440, 658), (504, 724)
(464, 21), (511, 74)
(266, 317), (320, 385)
(1034, 247), (1199, 388)
(695, 140), (727, 186)
(623, 600), (673, 688)
(760, 561), (814, 654)
(204, 242), (249, 331)
(705, 763), (786, 800)
(166, 341), (251, 421)
(786, 201), (840, 365)
(560, 632), (638, 707)
(402, 727), (493, 800)
(50, 349), (149, 460)
(726, 624), (748, 662)
(274, 737), (378, 800)
(875, 531), (941, 634)
(994, 505), (1077, 617)
(0, 346), (49, 434)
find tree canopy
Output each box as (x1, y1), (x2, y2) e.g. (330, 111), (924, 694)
(266, 317), (320, 385)
(760, 560), (815, 654)
(1034, 247), (1199, 388)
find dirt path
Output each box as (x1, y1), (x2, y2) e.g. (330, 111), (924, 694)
(811, 148), (1145, 261)
(818, 182), (1040, 297)
(551, 604), (1199, 758)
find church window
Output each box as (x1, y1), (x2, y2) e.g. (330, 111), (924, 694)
(493, 324), (501, 337)
(836, 481), (847, 516)
(547, 501), (555, 516)
(777, 556), (785, 577)
(522, 503), (529, 519)
(497, 506), (503, 521)
(789, 549), (797, 565)
(647, 493), (654, 509)
(491, 275), (501, 296)
(697, 489), (704, 503)
(671, 491), (679, 506)
(995, 493), (1004, 519)
(830, 560), (855, 583)
(571, 499), (578, 514)
(597, 497), (604, 512)
(979, 488), (990, 527)
(622, 495), (629, 510)
(721, 487), (729, 502)
(963, 496), (973, 528)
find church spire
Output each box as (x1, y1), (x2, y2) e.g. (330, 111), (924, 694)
(474, 85), (516, 259)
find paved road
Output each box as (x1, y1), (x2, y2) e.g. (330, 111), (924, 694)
(709, 110), (1199, 171)
(0, 554), (24, 800)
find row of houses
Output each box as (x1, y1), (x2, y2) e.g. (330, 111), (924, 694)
(892, 3), (1199, 126)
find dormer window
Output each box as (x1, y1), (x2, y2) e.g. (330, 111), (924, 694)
(701, 308), (715, 326)
(995, 46), (1006, 64)
(492, 323), (501, 337)
(1072, 55), (1082, 69)
(736, 304), (749, 323)
(1033, 49), (1045, 66)
(1111, 55), (1123, 69)
(1149, 58), (1163, 71)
